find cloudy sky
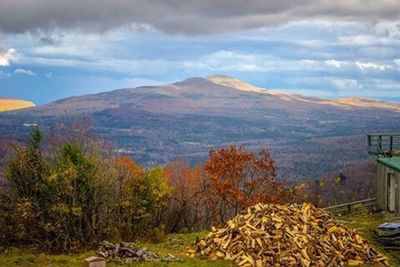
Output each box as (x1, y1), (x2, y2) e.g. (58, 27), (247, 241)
(0, 0), (399, 104)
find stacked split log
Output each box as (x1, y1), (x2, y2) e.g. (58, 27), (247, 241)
(193, 203), (388, 266)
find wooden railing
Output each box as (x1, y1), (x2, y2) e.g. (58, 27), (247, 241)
(323, 198), (377, 215)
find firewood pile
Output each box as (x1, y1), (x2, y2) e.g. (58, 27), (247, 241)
(96, 241), (179, 263)
(193, 203), (389, 266)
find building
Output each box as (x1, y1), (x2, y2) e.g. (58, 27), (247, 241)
(368, 134), (400, 214)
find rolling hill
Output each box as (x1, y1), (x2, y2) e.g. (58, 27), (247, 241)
(0, 76), (399, 181)
(0, 98), (35, 112)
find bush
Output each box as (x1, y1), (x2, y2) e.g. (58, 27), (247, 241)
(0, 128), (285, 252)
(0, 128), (171, 252)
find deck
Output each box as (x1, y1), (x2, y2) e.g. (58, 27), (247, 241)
(368, 134), (400, 156)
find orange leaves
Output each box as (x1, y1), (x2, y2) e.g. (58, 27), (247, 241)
(115, 156), (144, 179)
(204, 145), (285, 210)
(165, 160), (203, 193)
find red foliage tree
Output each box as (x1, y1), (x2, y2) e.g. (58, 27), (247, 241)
(204, 145), (285, 221)
(164, 160), (212, 231)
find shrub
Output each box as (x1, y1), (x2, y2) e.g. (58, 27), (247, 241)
(0, 128), (171, 252)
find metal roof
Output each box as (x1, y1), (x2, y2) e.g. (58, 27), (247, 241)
(378, 157), (400, 172)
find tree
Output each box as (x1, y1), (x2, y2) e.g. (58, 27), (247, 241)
(114, 156), (153, 237)
(144, 167), (172, 227)
(204, 145), (285, 223)
(7, 128), (48, 200)
(164, 160), (211, 231)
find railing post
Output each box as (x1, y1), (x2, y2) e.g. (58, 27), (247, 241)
(390, 136), (393, 153)
(348, 205), (351, 213)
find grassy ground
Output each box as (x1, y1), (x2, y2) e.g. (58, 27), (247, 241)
(0, 232), (233, 267)
(1, 212), (400, 266)
(339, 212), (400, 266)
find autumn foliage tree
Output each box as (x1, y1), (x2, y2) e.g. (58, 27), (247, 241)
(164, 160), (212, 231)
(0, 124), (288, 251)
(204, 145), (286, 223)
(114, 156), (148, 237)
(0, 127), (172, 252)
(112, 156), (172, 238)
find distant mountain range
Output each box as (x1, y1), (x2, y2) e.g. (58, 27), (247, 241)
(1, 76), (399, 181)
(0, 98), (35, 112)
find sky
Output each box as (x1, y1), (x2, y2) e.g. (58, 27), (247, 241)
(0, 0), (399, 105)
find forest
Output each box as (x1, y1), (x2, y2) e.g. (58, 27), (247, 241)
(0, 121), (376, 253)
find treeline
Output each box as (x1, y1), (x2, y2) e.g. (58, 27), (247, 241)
(0, 125), (291, 253)
(0, 124), (377, 253)
(307, 160), (377, 207)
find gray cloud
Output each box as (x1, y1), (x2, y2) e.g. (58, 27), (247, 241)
(0, 0), (399, 34)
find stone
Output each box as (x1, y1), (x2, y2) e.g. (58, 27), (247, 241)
(95, 241), (180, 263)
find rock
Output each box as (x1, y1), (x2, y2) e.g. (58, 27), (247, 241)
(96, 241), (180, 263)
(100, 241), (115, 250)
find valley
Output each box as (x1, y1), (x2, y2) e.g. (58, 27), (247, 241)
(1, 76), (399, 181)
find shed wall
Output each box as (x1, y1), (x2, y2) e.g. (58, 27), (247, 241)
(377, 162), (400, 214)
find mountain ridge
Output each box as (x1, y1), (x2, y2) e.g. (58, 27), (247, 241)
(24, 76), (400, 114)
(0, 98), (35, 112)
(0, 76), (399, 181)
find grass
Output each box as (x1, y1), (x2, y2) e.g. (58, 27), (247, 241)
(1, 212), (400, 266)
(339, 211), (400, 266)
(0, 232), (233, 267)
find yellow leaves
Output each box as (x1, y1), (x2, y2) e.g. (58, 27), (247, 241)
(49, 203), (82, 217)
(47, 173), (58, 183)
(71, 207), (82, 217)
(145, 167), (172, 202)
(53, 203), (70, 214)
(16, 198), (35, 220)
(294, 182), (306, 191)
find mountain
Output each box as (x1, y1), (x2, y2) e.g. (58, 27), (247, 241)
(0, 76), (399, 181)
(0, 98), (35, 112)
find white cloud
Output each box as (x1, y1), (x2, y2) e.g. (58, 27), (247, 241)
(374, 21), (400, 38)
(14, 68), (35, 76)
(45, 72), (52, 78)
(325, 60), (343, 68)
(183, 50), (293, 72)
(183, 51), (400, 75)
(0, 71), (10, 78)
(355, 62), (394, 71)
(323, 59), (398, 72)
(0, 48), (18, 66)
(331, 78), (362, 90)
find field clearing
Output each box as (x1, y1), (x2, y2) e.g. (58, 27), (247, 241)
(339, 212), (400, 266)
(1, 213), (400, 267)
(0, 232), (232, 267)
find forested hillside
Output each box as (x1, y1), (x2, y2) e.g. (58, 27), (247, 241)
(0, 76), (399, 181)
